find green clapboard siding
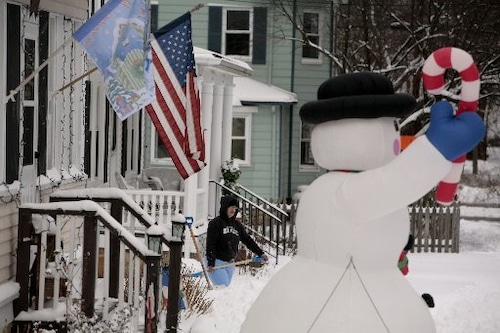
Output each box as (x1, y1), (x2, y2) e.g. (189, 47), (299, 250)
(156, 0), (333, 199)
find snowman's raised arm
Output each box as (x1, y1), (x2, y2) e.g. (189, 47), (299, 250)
(338, 135), (450, 221)
(338, 101), (485, 221)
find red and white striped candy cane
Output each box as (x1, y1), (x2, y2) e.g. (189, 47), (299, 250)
(422, 47), (480, 205)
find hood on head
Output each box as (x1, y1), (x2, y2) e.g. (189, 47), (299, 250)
(220, 195), (238, 219)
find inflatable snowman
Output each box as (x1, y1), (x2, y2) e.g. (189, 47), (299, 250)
(241, 72), (485, 332)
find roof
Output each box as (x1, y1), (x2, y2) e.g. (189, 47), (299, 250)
(194, 47), (253, 77)
(193, 47), (296, 106)
(17, 0), (87, 20)
(233, 77), (298, 106)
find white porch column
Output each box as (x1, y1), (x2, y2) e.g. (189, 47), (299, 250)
(221, 82), (235, 163)
(210, 80), (224, 183)
(199, 69), (216, 220)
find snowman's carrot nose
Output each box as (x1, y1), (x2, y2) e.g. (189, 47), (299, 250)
(422, 47), (480, 205)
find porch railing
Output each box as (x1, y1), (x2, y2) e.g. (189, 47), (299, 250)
(15, 200), (162, 332)
(48, 188), (186, 332)
(13, 188), (187, 332)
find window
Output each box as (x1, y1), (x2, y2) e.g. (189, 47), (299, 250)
(302, 11), (321, 63)
(300, 123), (316, 168)
(151, 129), (173, 165)
(223, 8), (253, 59)
(208, 6), (267, 64)
(231, 112), (252, 165)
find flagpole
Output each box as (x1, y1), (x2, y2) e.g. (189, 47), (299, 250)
(189, 3), (205, 13)
(4, 37), (75, 104)
(50, 67), (98, 100)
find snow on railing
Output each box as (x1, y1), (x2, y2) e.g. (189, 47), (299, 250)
(16, 200), (163, 332)
(47, 187), (188, 331)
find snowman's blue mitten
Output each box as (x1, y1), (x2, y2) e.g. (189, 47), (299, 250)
(425, 101), (486, 161)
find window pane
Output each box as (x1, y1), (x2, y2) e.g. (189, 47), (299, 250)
(303, 43), (319, 59)
(155, 133), (170, 159)
(24, 39), (35, 101)
(23, 106), (34, 165)
(232, 118), (245, 136)
(227, 11), (249, 30)
(304, 13), (319, 34)
(301, 141), (314, 165)
(226, 34), (250, 55)
(232, 139), (246, 160)
(301, 124), (313, 139)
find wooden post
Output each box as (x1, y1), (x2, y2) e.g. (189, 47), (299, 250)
(145, 257), (161, 333)
(452, 202), (461, 253)
(166, 241), (183, 332)
(109, 199), (122, 298)
(82, 215), (97, 317)
(14, 208), (33, 316)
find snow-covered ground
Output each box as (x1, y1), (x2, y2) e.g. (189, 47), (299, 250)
(178, 218), (500, 333)
(178, 147), (500, 333)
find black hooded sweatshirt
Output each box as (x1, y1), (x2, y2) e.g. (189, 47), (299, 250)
(206, 195), (264, 267)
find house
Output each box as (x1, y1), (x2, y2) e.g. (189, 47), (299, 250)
(0, 0), (143, 329)
(153, 0), (335, 200)
(0, 0), (332, 329)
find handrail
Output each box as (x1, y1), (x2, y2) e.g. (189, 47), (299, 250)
(209, 180), (290, 259)
(237, 183), (289, 217)
(49, 188), (165, 238)
(21, 201), (160, 260)
(209, 181), (283, 223)
(214, 182), (284, 222)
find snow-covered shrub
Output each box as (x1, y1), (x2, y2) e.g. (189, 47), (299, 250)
(66, 302), (135, 332)
(221, 158), (241, 193)
(181, 266), (213, 319)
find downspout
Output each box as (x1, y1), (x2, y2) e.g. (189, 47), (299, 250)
(330, 1), (334, 77)
(287, 0), (297, 200)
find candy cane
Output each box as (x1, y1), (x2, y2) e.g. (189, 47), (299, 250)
(422, 47), (480, 205)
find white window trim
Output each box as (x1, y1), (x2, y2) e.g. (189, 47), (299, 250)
(301, 10), (323, 65)
(222, 7), (253, 62)
(299, 123), (320, 172)
(232, 107), (256, 166)
(150, 126), (174, 166)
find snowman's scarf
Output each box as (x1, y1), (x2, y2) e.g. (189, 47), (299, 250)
(306, 257), (391, 333)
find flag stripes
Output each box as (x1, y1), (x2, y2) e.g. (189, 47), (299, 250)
(146, 32), (205, 180)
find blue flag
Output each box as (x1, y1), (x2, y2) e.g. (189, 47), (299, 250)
(74, 0), (154, 120)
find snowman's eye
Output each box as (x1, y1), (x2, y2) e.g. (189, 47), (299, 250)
(393, 120), (400, 131)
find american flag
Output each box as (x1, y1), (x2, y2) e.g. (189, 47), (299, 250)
(146, 12), (206, 179)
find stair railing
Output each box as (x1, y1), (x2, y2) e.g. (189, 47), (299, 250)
(209, 180), (291, 260)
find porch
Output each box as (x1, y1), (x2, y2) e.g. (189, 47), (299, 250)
(12, 188), (186, 332)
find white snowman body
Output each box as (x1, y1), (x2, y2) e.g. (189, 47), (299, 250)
(241, 117), (450, 332)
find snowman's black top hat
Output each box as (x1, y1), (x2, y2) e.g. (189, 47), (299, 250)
(299, 72), (416, 124)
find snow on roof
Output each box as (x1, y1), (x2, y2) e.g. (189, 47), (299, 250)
(233, 77), (298, 106)
(192, 47), (296, 105)
(194, 47), (253, 77)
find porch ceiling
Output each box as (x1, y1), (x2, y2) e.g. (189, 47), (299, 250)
(17, 0), (87, 20)
(233, 77), (298, 106)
